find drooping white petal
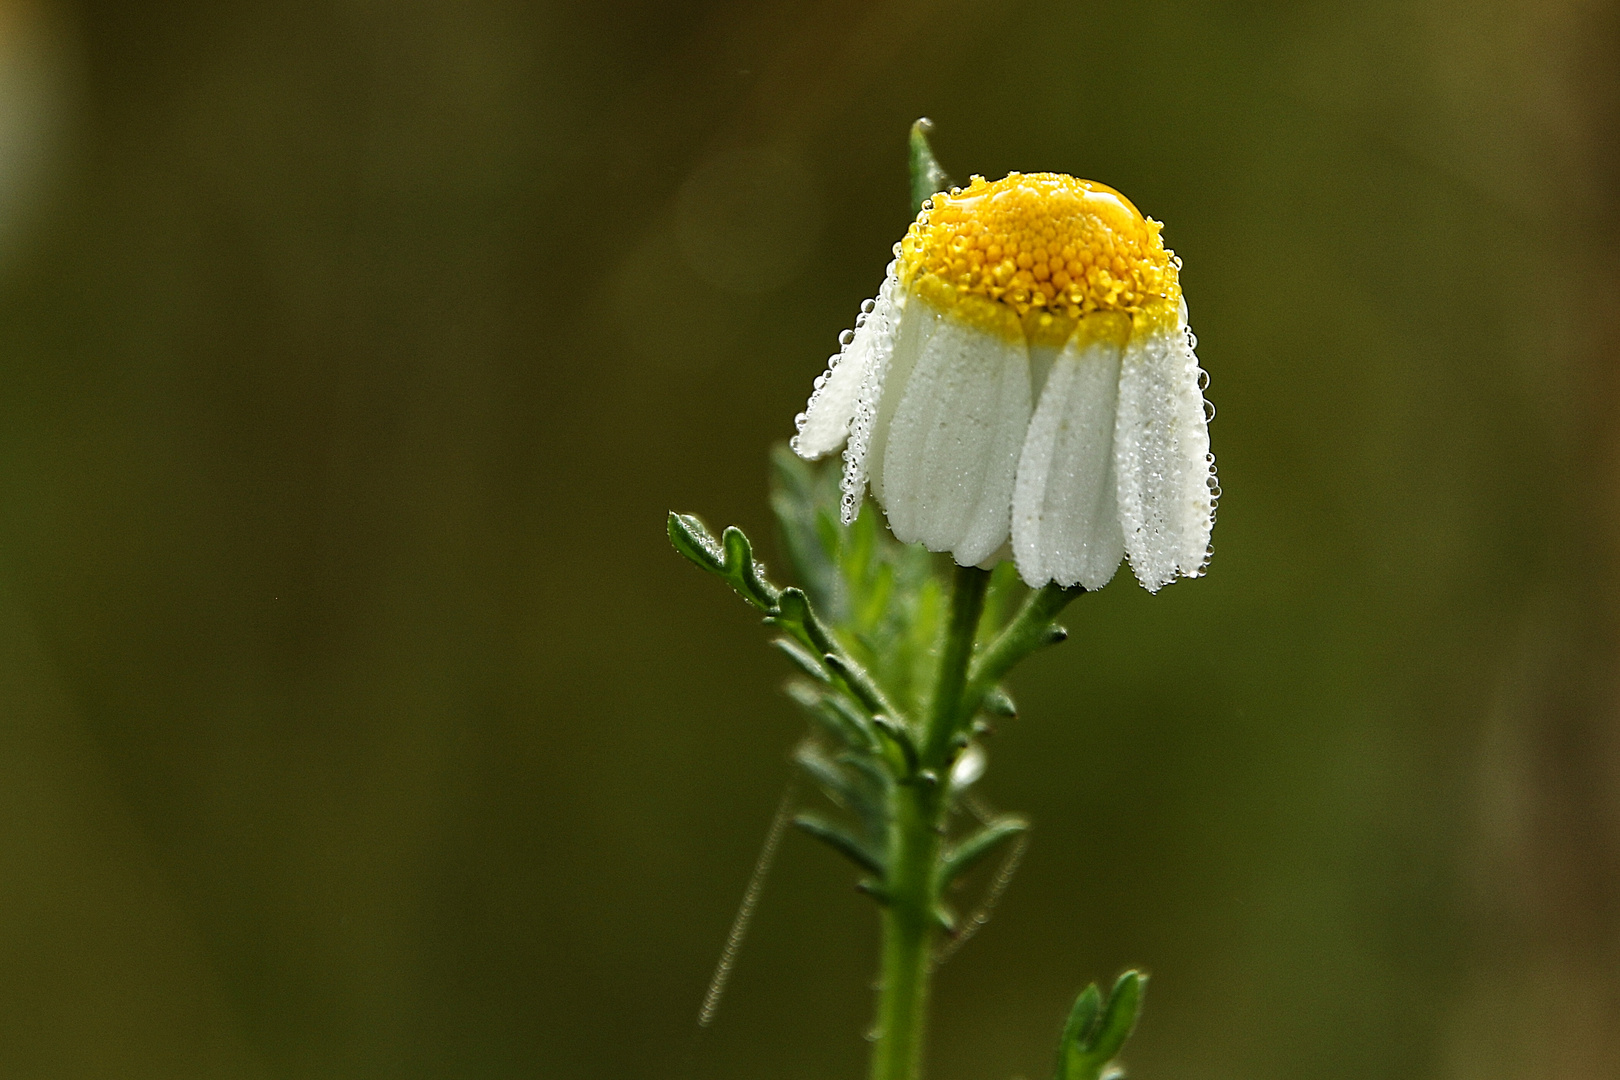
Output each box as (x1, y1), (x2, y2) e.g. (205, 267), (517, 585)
(1011, 336), (1126, 589)
(836, 263), (905, 523)
(859, 288), (928, 511)
(793, 263), (902, 461)
(877, 309), (1031, 566)
(1113, 309), (1217, 592)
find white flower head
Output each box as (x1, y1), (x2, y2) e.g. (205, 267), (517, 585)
(791, 172), (1217, 592)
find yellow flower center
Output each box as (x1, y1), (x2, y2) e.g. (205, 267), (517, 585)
(898, 172), (1181, 346)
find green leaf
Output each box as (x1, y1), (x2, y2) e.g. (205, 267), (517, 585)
(940, 817), (1028, 889)
(723, 526), (778, 610)
(785, 680), (873, 752)
(870, 714), (920, 778)
(773, 637), (830, 683)
(793, 812), (886, 877)
(667, 512), (724, 574)
(963, 583), (1085, 721)
(1091, 971), (1146, 1064)
(795, 741), (887, 848)
(793, 742), (863, 813)
(981, 686), (1017, 718)
(1059, 984), (1103, 1067)
(1056, 971), (1147, 1080)
(768, 445), (844, 615)
(836, 749), (890, 796)
(909, 118), (951, 215)
(666, 513), (781, 611)
(771, 587), (837, 658)
(823, 651), (897, 720)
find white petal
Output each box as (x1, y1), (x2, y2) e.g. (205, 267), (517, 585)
(1113, 311), (1217, 592)
(860, 288), (928, 510)
(1011, 336), (1126, 589)
(793, 264), (902, 461)
(878, 310), (1031, 566)
(836, 263), (904, 522)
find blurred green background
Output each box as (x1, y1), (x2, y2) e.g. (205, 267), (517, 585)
(0, 1), (1616, 1077)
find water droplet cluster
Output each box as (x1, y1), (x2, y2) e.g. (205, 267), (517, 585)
(839, 264), (900, 523)
(899, 173), (1179, 336)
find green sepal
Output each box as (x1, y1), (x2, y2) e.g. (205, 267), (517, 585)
(933, 902), (958, 934)
(666, 513), (780, 611)
(909, 118), (951, 215)
(1056, 971), (1147, 1080)
(793, 812), (886, 877)
(940, 817), (1029, 889)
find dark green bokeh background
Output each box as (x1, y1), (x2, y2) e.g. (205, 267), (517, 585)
(0, 1), (1617, 1077)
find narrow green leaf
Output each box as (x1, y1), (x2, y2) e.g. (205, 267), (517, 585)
(773, 637), (830, 683)
(855, 878), (890, 903)
(1056, 971), (1147, 1080)
(721, 526), (778, 609)
(909, 118), (951, 215)
(782, 677), (880, 755)
(667, 512), (724, 573)
(981, 686), (1017, 717)
(794, 742), (863, 813)
(784, 678), (822, 711)
(852, 560), (894, 635)
(823, 651), (896, 719)
(773, 587), (837, 657)
(1057, 984), (1103, 1080)
(793, 812), (886, 876)
(836, 750), (890, 800)
(940, 818), (1028, 888)
(963, 583), (1085, 722)
(768, 445), (843, 612)
(1089, 971), (1146, 1064)
(668, 514), (788, 612)
(823, 693), (878, 747)
(870, 714), (919, 777)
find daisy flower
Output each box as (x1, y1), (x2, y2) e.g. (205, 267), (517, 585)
(792, 172), (1217, 592)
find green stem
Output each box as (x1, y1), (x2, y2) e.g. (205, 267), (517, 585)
(869, 785), (939, 1080)
(961, 583), (1084, 721)
(869, 564), (990, 1080)
(923, 564), (992, 763)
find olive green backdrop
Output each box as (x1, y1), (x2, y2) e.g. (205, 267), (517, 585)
(0, 1), (1616, 1078)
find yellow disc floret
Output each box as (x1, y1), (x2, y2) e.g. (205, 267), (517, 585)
(898, 172), (1181, 344)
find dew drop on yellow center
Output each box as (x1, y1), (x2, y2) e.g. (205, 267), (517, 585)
(898, 172), (1181, 346)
